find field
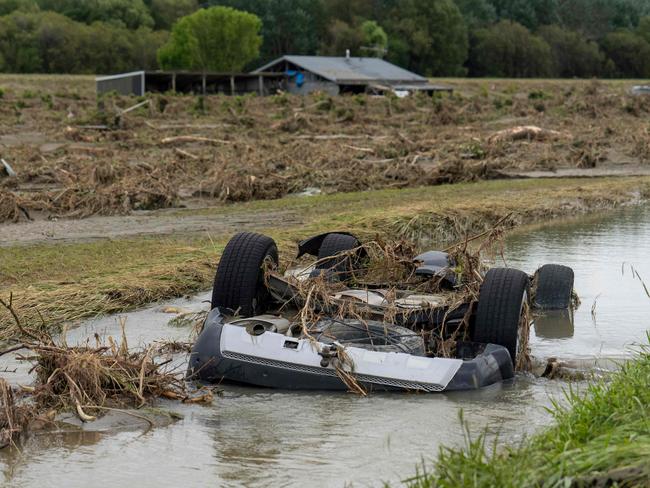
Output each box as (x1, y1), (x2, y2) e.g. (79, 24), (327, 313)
(1, 76), (650, 485)
(2, 75), (650, 223)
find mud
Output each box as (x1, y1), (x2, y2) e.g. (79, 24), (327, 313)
(0, 207), (301, 246)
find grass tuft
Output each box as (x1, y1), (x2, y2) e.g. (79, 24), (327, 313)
(405, 337), (650, 487)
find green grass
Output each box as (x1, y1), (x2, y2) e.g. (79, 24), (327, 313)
(405, 339), (650, 487)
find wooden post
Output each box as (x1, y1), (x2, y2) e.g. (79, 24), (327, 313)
(202, 74), (206, 95)
(258, 75), (264, 96)
(230, 75), (235, 95)
(172, 73), (176, 93)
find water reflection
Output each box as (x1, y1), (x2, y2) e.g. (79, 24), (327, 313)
(534, 309), (574, 339)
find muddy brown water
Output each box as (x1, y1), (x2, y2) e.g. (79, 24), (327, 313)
(1, 205), (649, 487)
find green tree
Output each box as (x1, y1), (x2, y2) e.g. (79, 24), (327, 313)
(0, 10), (167, 74)
(36, 11), (86, 72)
(36, 0), (154, 29)
(557, 0), (650, 38)
(157, 6), (262, 72)
(0, 10), (42, 72)
(83, 23), (166, 73)
(0, 0), (38, 15)
(637, 15), (650, 43)
(320, 19), (363, 55)
(209, 0), (326, 63)
(454, 0), (496, 28)
(149, 0), (198, 30)
(468, 20), (552, 77)
(601, 30), (650, 78)
(320, 19), (387, 57)
(489, 0), (559, 29)
(384, 0), (468, 76)
(360, 20), (387, 56)
(538, 25), (605, 77)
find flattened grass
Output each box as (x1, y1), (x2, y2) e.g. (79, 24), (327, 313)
(2, 177), (650, 336)
(406, 340), (650, 487)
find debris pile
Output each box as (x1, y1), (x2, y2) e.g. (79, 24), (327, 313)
(2, 81), (649, 223)
(0, 295), (211, 449)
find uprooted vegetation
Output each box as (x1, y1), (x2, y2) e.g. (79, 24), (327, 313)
(263, 222), (533, 380)
(0, 295), (211, 450)
(2, 78), (650, 222)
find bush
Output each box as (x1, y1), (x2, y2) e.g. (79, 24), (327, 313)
(538, 25), (606, 78)
(468, 20), (552, 77)
(157, 6), (262, 72)
(0, 11), (167, 74)
(384, 0), (468, 76)
(601, 30), (650, 78)
(36, 0), (154, 29)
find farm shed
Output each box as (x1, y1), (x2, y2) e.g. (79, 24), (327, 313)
(96, 71), (285, 96)
(253, 55), (452, 96)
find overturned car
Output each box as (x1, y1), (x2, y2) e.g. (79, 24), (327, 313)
(188, 231), (574, 393)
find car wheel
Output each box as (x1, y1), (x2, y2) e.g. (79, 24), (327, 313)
(472, 267), (529, 366)
(315, 233), (361, 281)
(533, 264), (574, 310)
(211, 232), (278, 316)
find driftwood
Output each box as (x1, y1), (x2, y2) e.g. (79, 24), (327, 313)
(119, 99), (151, 116)
(144, 122), (227, 130)
(161, 135), (231, 145)
(1, 159), (16, 178)
(294, 134), (389, 141)
(174, 148), (200, 160)
(488, 125), (570, 143)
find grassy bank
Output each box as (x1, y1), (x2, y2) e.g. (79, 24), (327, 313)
(1, 177), (650, 336)
(405, 339), (650, 487)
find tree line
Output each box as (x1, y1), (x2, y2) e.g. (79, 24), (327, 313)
(1, 0), (650, 78)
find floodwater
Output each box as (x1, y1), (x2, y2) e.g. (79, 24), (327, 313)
(1, 205), (649, 488)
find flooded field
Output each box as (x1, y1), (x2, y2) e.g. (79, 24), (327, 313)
(1, 204), (649, 487)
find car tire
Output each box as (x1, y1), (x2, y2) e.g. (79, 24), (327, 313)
(315, 233), (361, 281)
(211, 232), (278, 316)
(314, 320), (426, 356)
(533, 264), (574, 310)
(472, 268), (529, 366)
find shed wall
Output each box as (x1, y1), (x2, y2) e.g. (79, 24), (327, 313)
(97, 73), (144, 96)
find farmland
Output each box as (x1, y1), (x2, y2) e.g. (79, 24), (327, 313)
(2, 76), (650, 224)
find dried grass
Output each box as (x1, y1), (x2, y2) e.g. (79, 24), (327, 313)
(269, 218), (532, 391)
(4, 80), (650, 222)
(0, 295), (212, 449)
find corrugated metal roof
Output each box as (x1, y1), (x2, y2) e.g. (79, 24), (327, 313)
(253, 55), (427, 83)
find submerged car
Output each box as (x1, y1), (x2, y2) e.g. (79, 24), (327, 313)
(188, 231), (574, 393)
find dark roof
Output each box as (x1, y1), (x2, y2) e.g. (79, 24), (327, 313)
(253, 55), (427, 84)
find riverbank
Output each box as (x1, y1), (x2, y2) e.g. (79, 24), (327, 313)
(1, 176), (650, 337)
(405, 340), (650, 487)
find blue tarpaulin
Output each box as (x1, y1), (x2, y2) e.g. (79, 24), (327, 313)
(286, 70), (305, 87)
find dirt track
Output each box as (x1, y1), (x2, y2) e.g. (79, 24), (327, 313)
(0, 206), (302, 246)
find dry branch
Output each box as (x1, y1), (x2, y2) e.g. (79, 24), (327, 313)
(161, 135), (231, 145)
(487, 125), (570, 143)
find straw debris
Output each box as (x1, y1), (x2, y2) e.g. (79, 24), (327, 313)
(267, 219), (532, 394)
(0, 295), (212, 449)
